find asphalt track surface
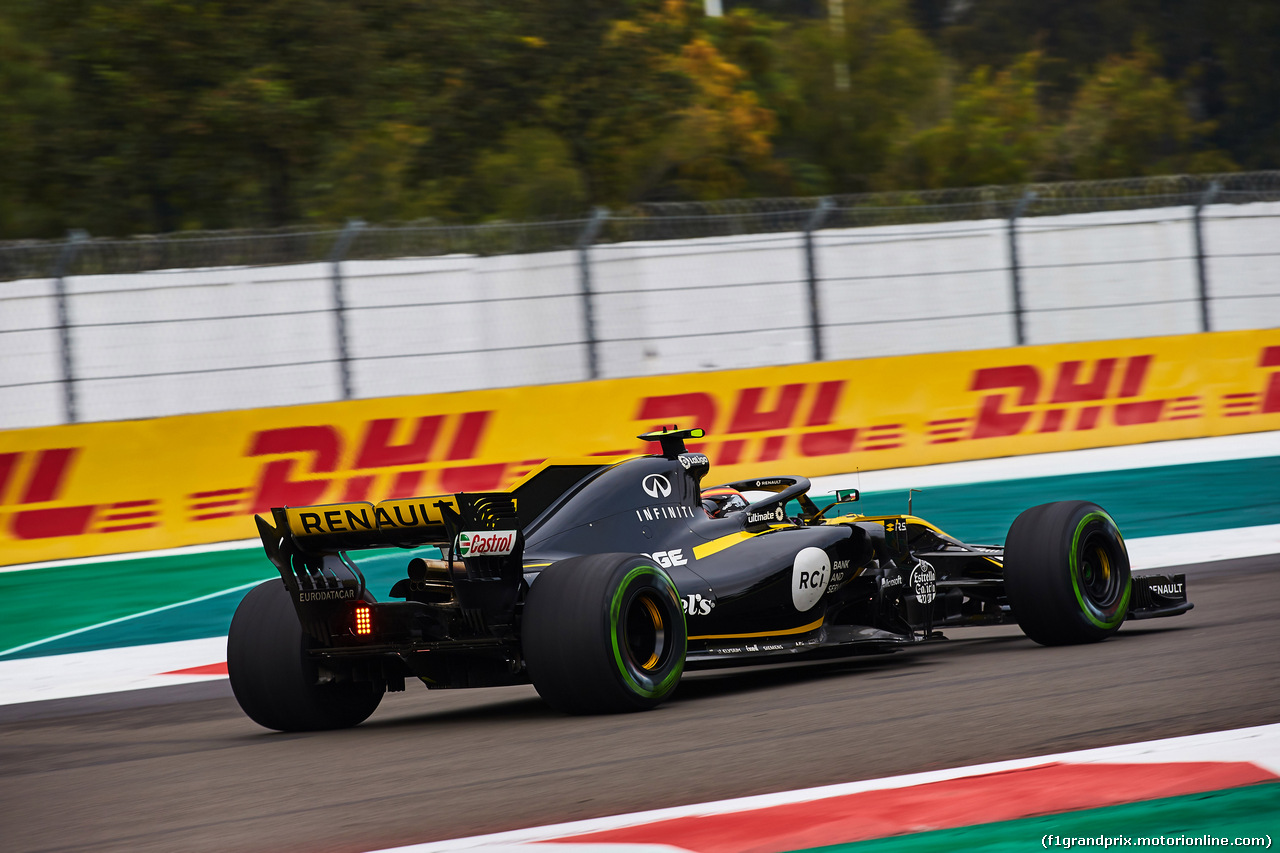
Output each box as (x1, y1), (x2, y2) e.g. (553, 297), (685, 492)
(2, 557), (1277, 853)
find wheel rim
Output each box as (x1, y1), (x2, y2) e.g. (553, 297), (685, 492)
(609, 565), (684, 699)
(1070, 513), (1130, 628)
(622, 589), (670, 674)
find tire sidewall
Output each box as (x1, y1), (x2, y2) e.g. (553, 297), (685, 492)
(523, 553), (687, 713)
(1004, 501), (1132, 645)
(227, 579), (383, 731)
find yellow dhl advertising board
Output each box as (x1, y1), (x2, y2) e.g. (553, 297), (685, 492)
(1, 329), (1278, 566)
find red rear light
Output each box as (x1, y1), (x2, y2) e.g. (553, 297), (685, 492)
(354, 604), (372, 636)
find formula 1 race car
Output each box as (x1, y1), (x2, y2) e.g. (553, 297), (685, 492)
(229, 427), (1193, 731)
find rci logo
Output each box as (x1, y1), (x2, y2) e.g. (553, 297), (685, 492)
(792, 547), (830, 611)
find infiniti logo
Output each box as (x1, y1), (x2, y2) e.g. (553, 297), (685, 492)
(642, 474), (672, 499)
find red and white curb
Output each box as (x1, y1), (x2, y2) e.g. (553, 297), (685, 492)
(364, 723), (1280, 853)
(0, 637), (228, 705)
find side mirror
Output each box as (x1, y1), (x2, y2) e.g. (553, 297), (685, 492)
(810, 488), (860, 523)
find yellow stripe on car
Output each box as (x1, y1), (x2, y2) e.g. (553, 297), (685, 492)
(690, 616), (824, 641)
(692, 525), (790, 560)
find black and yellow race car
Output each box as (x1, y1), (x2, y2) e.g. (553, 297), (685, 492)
(230, 427), (1192, 731)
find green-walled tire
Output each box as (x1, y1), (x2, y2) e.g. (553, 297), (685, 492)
(523, 554), (686, 714)
(1004, 501), (1132, 646)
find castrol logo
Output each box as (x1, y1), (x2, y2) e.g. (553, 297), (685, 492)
(456, 530), (517, 557)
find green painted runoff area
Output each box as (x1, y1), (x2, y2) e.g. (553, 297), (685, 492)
(800, 782), (1279, 853)
(2, 455), (1277, 659)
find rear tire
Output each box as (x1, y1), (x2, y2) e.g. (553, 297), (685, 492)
(1004, 501), (1131, 646)
(227, 580), (384, 731)
(523, 554), (686, 714)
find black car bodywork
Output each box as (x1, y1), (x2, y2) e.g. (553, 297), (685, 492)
(237, 427), (1192, 727)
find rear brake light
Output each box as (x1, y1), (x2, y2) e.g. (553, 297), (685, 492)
(354, 604), (372, 636)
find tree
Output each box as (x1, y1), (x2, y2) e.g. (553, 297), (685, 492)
(532, 0), (697, 204)
(890, 51), (1050, 188)
(768, 0), (944, 194)
(642, 35), (782, 200)
(0, 0), (1268, 239)
(9, 0), (386, 234)
(474, 128), (589, 220)
(0, 12), (70, 237)
(1056, 43), (1233, 179)
(1210, 1), (1280, 169)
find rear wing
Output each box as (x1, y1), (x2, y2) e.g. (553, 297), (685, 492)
(255, 492), (521, 605)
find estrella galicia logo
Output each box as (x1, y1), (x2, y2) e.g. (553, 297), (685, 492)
(910, 558), (937, 604)
(642, 473), (672, 499)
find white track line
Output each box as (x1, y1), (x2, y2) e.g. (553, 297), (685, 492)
(1127, 524), (1280, 570)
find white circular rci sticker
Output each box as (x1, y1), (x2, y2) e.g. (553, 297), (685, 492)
(792, 547), (830, 612)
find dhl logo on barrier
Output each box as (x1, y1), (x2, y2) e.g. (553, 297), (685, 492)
(0, 448), (163, 541)
(1, 330), (1277, 565)
(209, 410), (501, 520)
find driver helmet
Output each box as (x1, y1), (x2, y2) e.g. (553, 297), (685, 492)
(701, 486), (747, 517)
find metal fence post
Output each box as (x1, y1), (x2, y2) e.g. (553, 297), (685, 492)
(576, 207), (608, 380)
(329, 219), (365, 400)
(803, 198), (833, 362)
(1007, 190), (1036, 347)
(1194, 181), (1221, 333)
(51, 229), (88, 424)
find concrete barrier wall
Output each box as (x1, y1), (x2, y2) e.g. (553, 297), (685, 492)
(1, 202), (1276, 430)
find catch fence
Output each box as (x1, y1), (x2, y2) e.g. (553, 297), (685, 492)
(1, 171), (1278, 430)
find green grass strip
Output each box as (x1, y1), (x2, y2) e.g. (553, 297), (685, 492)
(0, 549), (274, 653)
(797, 782), (1279, 853)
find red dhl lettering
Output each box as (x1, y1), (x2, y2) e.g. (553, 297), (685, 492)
(245, 411), (504, 513)
(967, 356), (1180, 440)
(0, 448), (160, 539)
(1260, 346), (1280, 414)
(635, 348), (1280, 457)
(636, 381), (890, 466)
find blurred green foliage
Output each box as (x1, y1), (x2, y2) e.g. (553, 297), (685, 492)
(0, 0), (1271, 238)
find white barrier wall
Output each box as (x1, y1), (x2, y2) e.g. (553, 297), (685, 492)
(1, 202), (1276, 429)
(1204, 204), (1280, 331)
(1020, 207), (1202, 343)
(816, 218), (1012, 359)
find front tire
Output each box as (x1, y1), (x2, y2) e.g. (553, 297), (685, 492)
(227, 580), (384, 731)
(1003, 501), (1132, 646)
(523, 554), (686, 714)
